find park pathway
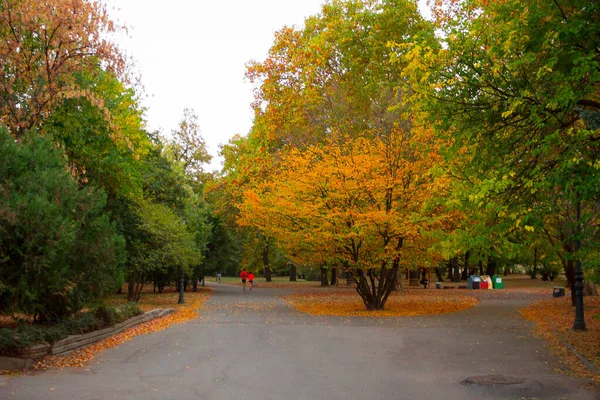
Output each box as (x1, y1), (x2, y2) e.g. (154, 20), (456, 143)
(0, 283), (597, 399)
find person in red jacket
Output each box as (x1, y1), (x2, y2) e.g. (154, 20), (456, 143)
(240, 268), (248, 291)
(248, 272), (255, 291)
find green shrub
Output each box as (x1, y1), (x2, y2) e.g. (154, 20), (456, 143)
(0, 128), (125, 322)
(116, 302), (143, 322)
(64, 311), (103, 334)
(94, 305), (119, 327)
(0, 324), (68, 355)
(0, 303), (144, 354)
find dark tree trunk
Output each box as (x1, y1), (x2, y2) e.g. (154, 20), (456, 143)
(486, 257), (497, 276)
(451, 256), (460, 282)
(158, 282), (165, 293)
(478, 260), (484, 275)
(289, 263), (297, 281)
(263, 243), (272, 282)
(193, 280), (198, 292)
(331, 267), (337, 285)
(117, 286), (123, 295)
(320, 267), (329, 286)
(434, 267), (444, 282)
(531, 247), (538, 279)
(127, 282), (134, 302)
(354, 263), (399, 310)
(461, 252), (469, 280)
(392, 268), (401, 291)
(354, 238), (403, 310)
(446, 259), (454, 281)
(127, 280), (144, 303)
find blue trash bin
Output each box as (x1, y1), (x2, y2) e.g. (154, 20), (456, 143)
(468, 275), (481, 290)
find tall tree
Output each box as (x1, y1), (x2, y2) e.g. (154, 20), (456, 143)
(403, 0), (600, 300)
(164, 108), (211, 180)
(0, 0), (126, 137)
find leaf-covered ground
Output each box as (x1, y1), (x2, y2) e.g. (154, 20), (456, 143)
(30, 289), (211, 371)
(520, 296), (600, 383)
(282, 290), (478, 317)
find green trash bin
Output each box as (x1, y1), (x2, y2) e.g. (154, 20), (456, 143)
(492, 275), (504, 289)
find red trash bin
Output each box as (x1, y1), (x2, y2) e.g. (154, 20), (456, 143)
(480, 281), (489, 289)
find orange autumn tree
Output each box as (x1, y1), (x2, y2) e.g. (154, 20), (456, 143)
(239, 124), (446, 310)
(0, 0), (126, 137)
(233, 0), (440, 293)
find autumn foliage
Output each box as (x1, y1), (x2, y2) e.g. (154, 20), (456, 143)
(521, 297), (600, 383)
(0, 0), (126, 137)
(283, 290), (478, 318)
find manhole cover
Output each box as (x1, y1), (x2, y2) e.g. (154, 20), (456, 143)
(461, 375), (526, 386)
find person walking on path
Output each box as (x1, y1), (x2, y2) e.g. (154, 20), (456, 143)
(248, 272), (255, 291)
(240, 268), (248, 291)
(217, 272), (222, 284)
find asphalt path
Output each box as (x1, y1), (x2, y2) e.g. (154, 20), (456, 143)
(0, 283), (597, 400)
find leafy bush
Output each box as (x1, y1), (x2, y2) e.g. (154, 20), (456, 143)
(94, 305), (119, 327)
(0, 303), (144, 354)
(117, 302), (143, 321)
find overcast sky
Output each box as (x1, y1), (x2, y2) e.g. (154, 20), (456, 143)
(105, 1), (430, 172)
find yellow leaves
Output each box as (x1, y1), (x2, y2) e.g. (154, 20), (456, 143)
(283, 290), (478, 317)
(520, 297), (600, 383)
(524, 225), (535, 232)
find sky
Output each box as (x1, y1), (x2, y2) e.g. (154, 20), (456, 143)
(104, 1), (430, 172)
(104, 0), (328, 172)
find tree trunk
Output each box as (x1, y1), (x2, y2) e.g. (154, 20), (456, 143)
(434, 267), (444, 282)
(320, 266), (329, 286)
(330, 267), (337, 285)
(192, 280), (198, 292)
(392, 268), (401, 291)
(354, 262), (399, 310)
(461, 252), (469, 280)
(127, 282), (135, 302)
(446, 259), (453, 281)
(289, 263), (297, 282)
(530, 248), (538, 279)
(263, 243), (272, 282)
(451, 256), (460, 282)
(127, 280), (144, 303)
(486, 257), (497, 276)
(478, 260), (484, 275)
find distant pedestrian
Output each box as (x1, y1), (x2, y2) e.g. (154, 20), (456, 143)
(240, 268), (248, 291)
(549, 271), (555, 282)
(217, 272), (222, 284)
(248, 272), (255, 291)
